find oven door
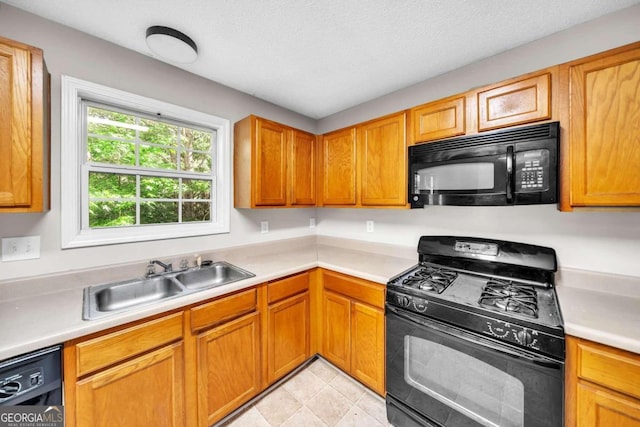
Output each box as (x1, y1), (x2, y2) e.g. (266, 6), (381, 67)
(386, 306), (563, 427)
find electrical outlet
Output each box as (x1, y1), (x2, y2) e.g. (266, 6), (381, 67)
(366, 220), (374, 233)
(2, 236), (41, 261)
(260, 221), (269, 233)
(309, 218), (316, 228)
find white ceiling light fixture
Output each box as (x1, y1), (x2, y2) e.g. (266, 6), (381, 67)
(145, 25), (198, 64)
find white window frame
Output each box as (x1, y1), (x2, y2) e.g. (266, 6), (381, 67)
(61, 76), (231, 248)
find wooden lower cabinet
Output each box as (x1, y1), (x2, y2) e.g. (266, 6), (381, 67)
(577, 381), (640, 427)
(64, 313), (185, 427)
(267, 292), (310, 383)
(63, 268), (385, 425)
(322, 290), (352, 372)
(321, 270), (385, 395)
(195, 311), (261, 426)
(567, 336), (640, 427)
(350, 300), (385, 394)
(76, 343), (185, 427)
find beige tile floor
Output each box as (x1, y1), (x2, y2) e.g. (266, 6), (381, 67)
(224, 358), (391, 427)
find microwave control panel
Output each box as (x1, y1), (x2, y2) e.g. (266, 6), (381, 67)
(515, 149), (550, 192)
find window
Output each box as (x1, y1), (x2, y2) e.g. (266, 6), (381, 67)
(61, 76), (230, 248)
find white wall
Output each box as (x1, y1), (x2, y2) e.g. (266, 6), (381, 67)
(315, 207), (640, 277)
(315, 4), (640, 278)
(0, 4), (318, 281)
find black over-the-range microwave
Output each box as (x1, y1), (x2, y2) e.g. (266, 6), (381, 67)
(409, 121), (559, 208)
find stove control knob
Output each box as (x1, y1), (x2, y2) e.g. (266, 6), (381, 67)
(397, 295), (411, 308)
(516, 330), (534, 346)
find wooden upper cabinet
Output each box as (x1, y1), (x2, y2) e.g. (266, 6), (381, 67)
(477, 72), (551, 131)
(0, 36), (50, 213)
(409, 96), (465, 144)
(234, 115), (315, 208)
(319, 112), (407, 208)
(290, 130), (316, 206)
(565, 43), (640, 207)
(358, 112), (407, 206)
(319, 127), (357, 205)
(255, 119), (287, 206)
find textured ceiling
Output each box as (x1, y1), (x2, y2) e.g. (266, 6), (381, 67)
(2, 0), (639, 118)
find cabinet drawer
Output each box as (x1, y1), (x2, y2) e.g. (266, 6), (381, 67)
(268, 272), (309, 304)
(322, 270), (384, 308)
(76, 312), (183, 377)
(190, 288), (257, 331)
(577, 340), (640, 400)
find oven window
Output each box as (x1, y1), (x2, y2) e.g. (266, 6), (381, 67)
(404, 335), (524, 427)
(415, 163), (494, 191)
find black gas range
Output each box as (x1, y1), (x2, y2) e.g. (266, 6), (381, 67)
(385, 236), (565, 427)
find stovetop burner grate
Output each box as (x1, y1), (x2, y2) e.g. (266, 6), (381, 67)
(478, 279), (539, 318)
(400, 265), (457, 294)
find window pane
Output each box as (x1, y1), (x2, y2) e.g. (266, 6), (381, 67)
(183, 202), (211, 222)
(140, 176), (179, 199)
(139, 118), (178, 147)
(88, 137), (135, 165)
(89, 172), (136, 198)
(140, 144), (178, 170)
(181, 128), (212, 152)
(89, 201), (136, 227)
(182, 179), (211, 199)
(87, 107), (137, 140)
(141, 201), (178, 224)
(181, 151), (212, 173)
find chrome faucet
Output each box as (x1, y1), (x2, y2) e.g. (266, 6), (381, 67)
(146, 259), (173, 277)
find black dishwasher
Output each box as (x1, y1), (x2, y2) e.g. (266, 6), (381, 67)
(0, 345), (62, 406)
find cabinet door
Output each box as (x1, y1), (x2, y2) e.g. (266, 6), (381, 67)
(76, 342), (185, 427)
(320, 128), (357, 205)
(477, 73), (551, 131)
(351, 301), (385, 395)
(196, 311), (260, 426)
(290, 130), (316, 206)
(267, 292), (310, 383)
(255, 118), (287, 206)
(569, 47), (640, 206)
(410, 96), (465, 144)
(577, 381), (640, 427)
(322, 291), (351, 371)
(0, 39), (47, 211)
(358, 113), (407, 206)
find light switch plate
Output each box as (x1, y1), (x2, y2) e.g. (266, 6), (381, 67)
(366, 220), (374, 233)
(309, 218), (316, 228)
(2, 236), (41, 261)
(260, 221), (269, 233)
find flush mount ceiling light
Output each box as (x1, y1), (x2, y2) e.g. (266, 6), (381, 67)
(145, 26), (198, 64)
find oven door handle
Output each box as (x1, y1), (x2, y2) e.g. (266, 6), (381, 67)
(387, 305), (562, 368)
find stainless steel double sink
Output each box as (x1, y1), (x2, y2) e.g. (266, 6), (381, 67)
(83, 261), (255, 320)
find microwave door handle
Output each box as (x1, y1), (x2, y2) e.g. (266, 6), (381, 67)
(506, 146), (515, 203)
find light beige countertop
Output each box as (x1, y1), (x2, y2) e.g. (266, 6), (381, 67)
(556, 268), (640, 354)
(1, 235), (638, 361)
